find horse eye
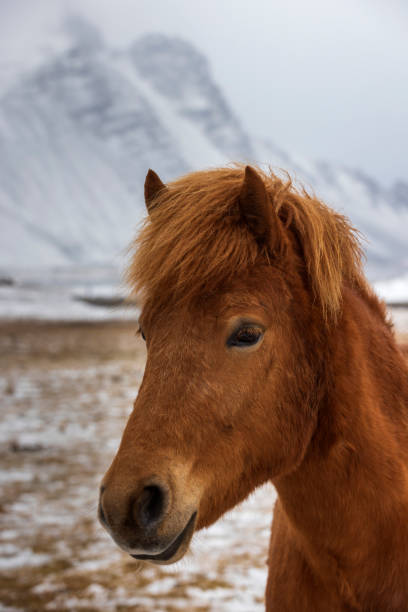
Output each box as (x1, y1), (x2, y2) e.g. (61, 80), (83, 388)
(227, 326), (263, 348)
(138, 326), (146, 341)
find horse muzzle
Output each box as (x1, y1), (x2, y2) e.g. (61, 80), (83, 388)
(98, 478), (197, 565)
(129, 511), (196, 563)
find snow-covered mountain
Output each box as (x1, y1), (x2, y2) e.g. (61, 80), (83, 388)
(0, 17), (407, 283)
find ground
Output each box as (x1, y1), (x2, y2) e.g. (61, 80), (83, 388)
(1, 318), (407, 612)
(0, 321), (276, 612)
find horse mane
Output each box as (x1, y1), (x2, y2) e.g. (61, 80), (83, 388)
(127, 165), (381, 323)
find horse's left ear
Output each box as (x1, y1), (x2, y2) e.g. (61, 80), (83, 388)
(239, 165), (282, 251)
(144, 169), (167, 213)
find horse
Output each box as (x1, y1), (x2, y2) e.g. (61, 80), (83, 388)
(99, 165), (408, 611)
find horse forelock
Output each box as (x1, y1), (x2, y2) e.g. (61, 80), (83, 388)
(127, 165), (377, 323)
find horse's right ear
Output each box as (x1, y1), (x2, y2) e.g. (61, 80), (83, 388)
(238, 165), (283, 253)
(144, 169), (167, 213)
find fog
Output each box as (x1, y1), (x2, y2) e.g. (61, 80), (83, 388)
(1, 0), (407, 185)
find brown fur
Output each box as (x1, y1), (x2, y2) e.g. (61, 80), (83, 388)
(127, 165), (369, 322)
(101, 165), (408, 611)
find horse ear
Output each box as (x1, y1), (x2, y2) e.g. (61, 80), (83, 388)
(144, 169), (167, 213)
(239, 166), (282, 251)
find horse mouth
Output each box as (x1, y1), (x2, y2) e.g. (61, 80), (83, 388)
(131, 512), (197, 564)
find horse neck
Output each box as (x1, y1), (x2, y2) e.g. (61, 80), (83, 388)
(274, 287), (408, 603)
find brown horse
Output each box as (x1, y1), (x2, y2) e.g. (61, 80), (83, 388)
(99, 165), (408, 611)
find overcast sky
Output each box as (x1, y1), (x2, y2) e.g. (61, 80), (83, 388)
(1, 0), (407, 186)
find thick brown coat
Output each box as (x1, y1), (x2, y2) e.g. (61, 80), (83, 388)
(100, 165), (408, 611)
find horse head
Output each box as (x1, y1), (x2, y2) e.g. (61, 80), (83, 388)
(99, 165), (364, 564)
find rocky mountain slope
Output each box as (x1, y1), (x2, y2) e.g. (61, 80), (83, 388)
(0, 18), (407, 281)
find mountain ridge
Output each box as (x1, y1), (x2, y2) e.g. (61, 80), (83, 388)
(0, 18), (407, 281)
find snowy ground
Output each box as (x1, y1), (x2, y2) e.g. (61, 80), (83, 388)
(0, 265), (136, 321)
(0, 321), (276, 612)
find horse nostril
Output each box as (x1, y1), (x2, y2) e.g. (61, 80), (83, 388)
(98, 500), (107, 526)
(135, 485), (166, 529)
(98, 485), (107, 525)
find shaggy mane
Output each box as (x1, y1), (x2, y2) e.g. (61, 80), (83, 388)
(127, 165), (374, 322)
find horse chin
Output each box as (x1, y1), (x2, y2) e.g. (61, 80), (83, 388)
(130, 511), (197, 566)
